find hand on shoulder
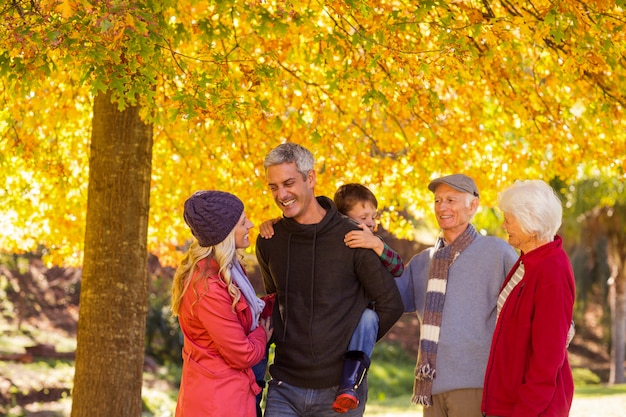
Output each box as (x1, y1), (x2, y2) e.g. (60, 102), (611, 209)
(259, 217), (281, 239)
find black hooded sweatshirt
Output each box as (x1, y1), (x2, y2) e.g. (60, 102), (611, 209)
(256, 196), (404, 389)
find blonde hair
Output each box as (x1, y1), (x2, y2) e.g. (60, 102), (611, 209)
(171, 229), (242, 317)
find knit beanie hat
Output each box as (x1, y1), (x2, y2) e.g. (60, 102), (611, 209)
(183, 190), (244, 247)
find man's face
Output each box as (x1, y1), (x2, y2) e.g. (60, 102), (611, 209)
(266, 162), (316, 223)
(433, 183), (477, 234)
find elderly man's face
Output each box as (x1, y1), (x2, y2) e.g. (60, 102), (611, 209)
(433, 184), (478, 236)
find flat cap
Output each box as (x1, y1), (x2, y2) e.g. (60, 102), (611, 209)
(428, 174), (479, 197)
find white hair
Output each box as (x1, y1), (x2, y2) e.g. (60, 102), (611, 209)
(498, 180), (562, 242)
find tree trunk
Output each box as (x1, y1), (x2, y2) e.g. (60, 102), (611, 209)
(609, 273), (626, 384)
(71, 91), (153, 417)
(603, 206), (626, 384)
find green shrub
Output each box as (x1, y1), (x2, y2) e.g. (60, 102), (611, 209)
(368, 342), (415, 400)
(572, 367), (601, 386)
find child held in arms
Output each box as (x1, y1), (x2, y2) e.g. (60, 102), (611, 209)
(259, 183), (404, 413)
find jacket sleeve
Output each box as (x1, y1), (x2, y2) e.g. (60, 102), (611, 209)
(512, 260), (575, 417)
(354, 248), (404, 340)
(395, 256), (417, 313)
(395, 249), (433, 315)
(194, 285), (267, 370)
(379, 242), (405, 277)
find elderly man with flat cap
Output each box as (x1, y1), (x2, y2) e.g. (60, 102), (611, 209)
(396, 174), (518, 417)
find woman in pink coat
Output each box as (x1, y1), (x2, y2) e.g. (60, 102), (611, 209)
(171, 190), (273, 417)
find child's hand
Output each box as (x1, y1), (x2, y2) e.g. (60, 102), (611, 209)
(259, 217), (281, 239)
(344, 223), (384, 255)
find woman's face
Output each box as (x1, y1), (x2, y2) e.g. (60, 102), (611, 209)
(502, 212), (534, 253)
(234, 211), (254, 249)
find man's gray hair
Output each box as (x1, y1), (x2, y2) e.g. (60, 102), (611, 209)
(264, 143), (315, 180)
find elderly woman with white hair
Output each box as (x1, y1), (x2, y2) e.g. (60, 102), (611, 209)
(482, 180), (576, 417)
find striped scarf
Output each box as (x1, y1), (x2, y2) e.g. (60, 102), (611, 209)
(496, 261), (525, 319)
(412, 224), (478, 407)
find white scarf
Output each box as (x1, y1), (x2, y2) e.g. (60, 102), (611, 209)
(231, 261), (265, 331)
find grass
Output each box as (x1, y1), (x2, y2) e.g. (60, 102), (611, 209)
(2, 326), (625, 417)
(140, 341), (418, 416)
(368, 342), (414, 400)
(0, 319), (76, 354)
(362, 386), (626, 417)
(365, 395), (418, 417)
(574, 383), (626, 397)
(365, 342), (626, 416)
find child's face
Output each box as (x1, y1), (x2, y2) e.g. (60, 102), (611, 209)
(345, 201), (378, 232)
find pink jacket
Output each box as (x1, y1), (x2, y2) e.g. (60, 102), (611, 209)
(175, 258), (268, 417)
(482, 236), (575, 417)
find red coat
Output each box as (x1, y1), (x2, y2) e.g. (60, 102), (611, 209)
(482, 236), (575, 417)
(175, 258), (268, 417)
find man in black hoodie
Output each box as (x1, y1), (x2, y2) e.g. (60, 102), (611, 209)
(256, 143), (404, 417)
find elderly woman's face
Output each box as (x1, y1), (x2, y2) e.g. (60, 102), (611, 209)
(503, 212), (534, 253)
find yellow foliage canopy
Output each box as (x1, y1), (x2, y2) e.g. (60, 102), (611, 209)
(1, 0), (625, 265)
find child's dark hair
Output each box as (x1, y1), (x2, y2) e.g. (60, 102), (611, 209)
(333, 183), (378, 215)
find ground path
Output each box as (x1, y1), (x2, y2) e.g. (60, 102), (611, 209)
(364, 393), (626, 416)
(569, 393), (626, 417)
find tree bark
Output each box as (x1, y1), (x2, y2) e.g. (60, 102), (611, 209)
(608, 273), (626, 384)
(604, 206), (626, 384)
(71, 91), (153, 417)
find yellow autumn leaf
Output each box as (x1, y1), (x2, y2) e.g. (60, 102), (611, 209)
(56, 0), (75, 19)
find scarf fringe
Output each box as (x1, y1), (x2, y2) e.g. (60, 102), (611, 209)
(411, 394), (433, 407)
(415, 363), (436, 380)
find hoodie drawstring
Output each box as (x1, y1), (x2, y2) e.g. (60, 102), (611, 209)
(308, 228), (318, 362)
(281, 233), (292, 341)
